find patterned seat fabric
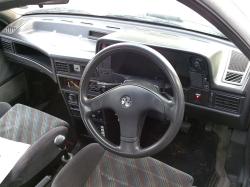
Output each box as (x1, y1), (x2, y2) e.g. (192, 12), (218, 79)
(0, 104), (68, 144)
(85, 151), (194, 187)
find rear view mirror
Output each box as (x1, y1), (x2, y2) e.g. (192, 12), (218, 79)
(0, 0), (69, 11)
(38, 0), (69, 5)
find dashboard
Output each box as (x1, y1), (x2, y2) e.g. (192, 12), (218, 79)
(0, 14), (250, 129)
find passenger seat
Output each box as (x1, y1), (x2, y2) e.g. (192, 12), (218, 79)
(0, 103), (69, 186)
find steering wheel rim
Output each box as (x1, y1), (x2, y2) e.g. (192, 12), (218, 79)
(80, 42), (185, 158)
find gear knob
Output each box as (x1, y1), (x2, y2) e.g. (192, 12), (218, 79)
(54, 135), (66, 150)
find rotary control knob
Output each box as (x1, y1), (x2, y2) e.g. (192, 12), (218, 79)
(194, 60), (201, 70)
(191, 57), (203, 72)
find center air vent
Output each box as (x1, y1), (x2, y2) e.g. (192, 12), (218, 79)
(0, 38), (14, 53)
(213, 93), (240, 113)
(55, 61), (70, 73)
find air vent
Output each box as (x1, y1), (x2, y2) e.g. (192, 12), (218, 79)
(2, 26), (17, 34)
(228, 51), (249, 72)
(225, 71), (243, 84)
(55, 61), (70, 73)
(106, 25), (120, 30)
(61, 19), (73, 23)
(0, 38), (14, 53)
(214, 94), (240, 113)
(80, 21), (93, 25)
(2, 20), (26, 34)
(88, 31), (107, 39)
(223, 50), (249, 85)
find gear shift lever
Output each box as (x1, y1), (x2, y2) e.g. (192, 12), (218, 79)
(54, 135), (66, 149)
(54, 135), (72, 162)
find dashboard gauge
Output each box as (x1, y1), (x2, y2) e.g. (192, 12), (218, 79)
(59, 77), (80, 91)
(67, 79), (80, 91)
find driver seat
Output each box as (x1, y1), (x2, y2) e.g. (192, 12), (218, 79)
(52, 143), (194, 187)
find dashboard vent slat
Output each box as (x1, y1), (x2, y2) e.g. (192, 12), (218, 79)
(2, 19), (26, 34)
(1, 39), (14, 53)
(214, 94), (240, 113)
(2, 26), (17, 34)
(55, 61), (70, 73)
(225, 72), (243, 83)
(228, 51), (249, 72)
(88, 31), (107, 39)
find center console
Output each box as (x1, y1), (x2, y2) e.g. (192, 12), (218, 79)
(54, 58), (110, 136)
(54, 59), (85, 117)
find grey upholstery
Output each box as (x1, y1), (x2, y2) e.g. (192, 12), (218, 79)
(85, 152), (194, 187)
(52, 143), (106, 187)
(0, 103), (68, 144)
(0, 104), (69, 186)
(52, 144), (194, 187)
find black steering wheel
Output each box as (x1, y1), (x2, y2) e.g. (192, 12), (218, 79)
(80, 43), (185, 158)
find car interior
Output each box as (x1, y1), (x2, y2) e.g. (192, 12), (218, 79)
(0, 0), (249, 187)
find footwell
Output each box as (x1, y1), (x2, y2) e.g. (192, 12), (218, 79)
(152, 124), (218, 187)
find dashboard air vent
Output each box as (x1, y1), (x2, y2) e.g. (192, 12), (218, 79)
(106, 25), (120, 30)
(225, 72), (243, 84)
(55, 61), (70, 73)
(2, 19), (26, 34)
(88, 31), (107, 39)
(1, 38), (14, 53)
(223, 50), (249, 86)
(80, 21), (93, 25)
(214, 94), (240, 113)
(228, 51), (249, 72)
(2, 26), (17, 34)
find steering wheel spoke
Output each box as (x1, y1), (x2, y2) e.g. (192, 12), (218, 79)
(81, 92), (113, 112)
(119, 138), (140, 154)
(119, 113), (145, 139)
(145, 91), (176, 121)
(160, 96), (176, 121)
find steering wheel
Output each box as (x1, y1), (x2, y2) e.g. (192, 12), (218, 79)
(79, 43), (184, 158)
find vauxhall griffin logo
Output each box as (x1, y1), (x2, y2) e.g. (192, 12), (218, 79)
(121, 96), (132, 108)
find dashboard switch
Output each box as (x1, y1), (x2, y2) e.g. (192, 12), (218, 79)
(194, 93), (201, 102)
(67, 93), (78, 104)
(73, 64), (81, 72)
(190, 57), (205, 73)
(188, 89), (209, 106)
